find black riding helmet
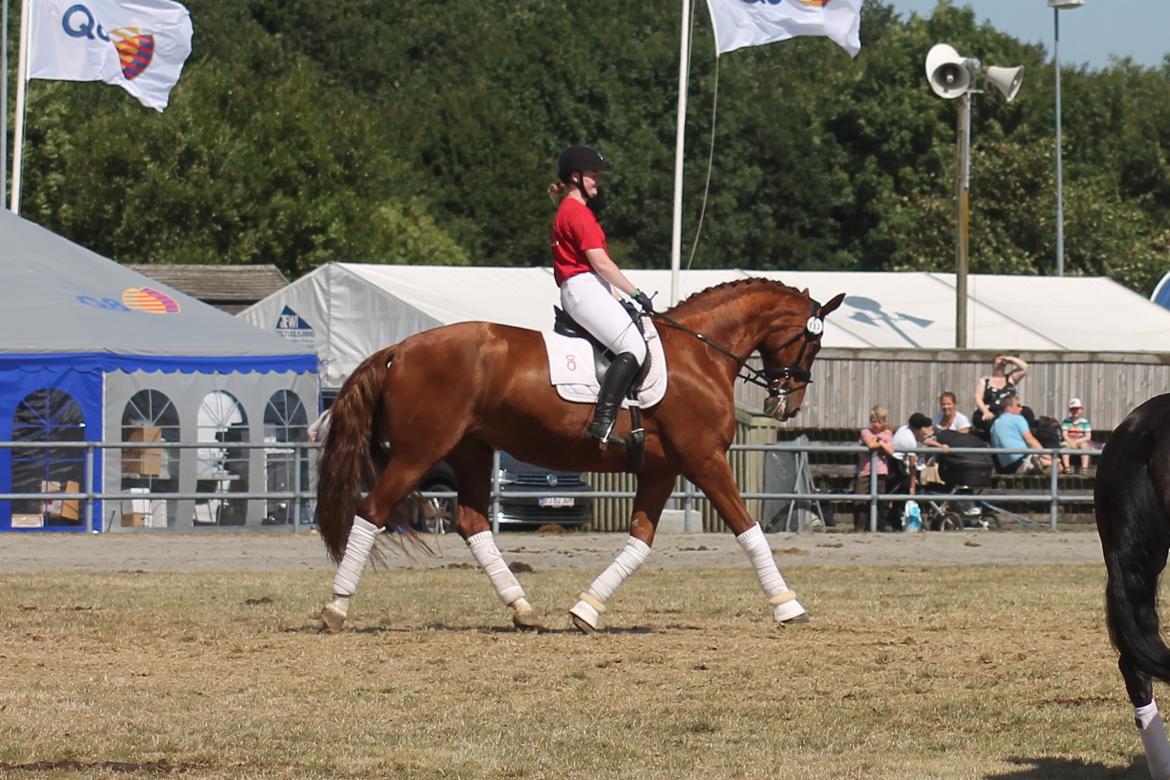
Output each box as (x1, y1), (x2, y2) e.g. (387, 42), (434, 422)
(557, 145), (608, 185)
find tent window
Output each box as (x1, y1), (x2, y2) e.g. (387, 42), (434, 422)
(11, 389), (87, 526)
(263, 391), (310, 525)
(195, 391), (249, 526)
(119, 390), (180, 529)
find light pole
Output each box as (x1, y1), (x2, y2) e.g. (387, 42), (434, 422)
(926, 44), (1023, 349)
(1050, 0), (1083, 277)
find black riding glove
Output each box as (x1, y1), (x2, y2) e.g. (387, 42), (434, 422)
(632, 289), (655, 315)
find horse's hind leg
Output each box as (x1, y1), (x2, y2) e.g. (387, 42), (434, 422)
(321, 456), (436, 632)
(1123, 653), (1170, 778)
(447, 439), (545, 631)
(686, 454), (807, 626)
(569, 472), (675, 633)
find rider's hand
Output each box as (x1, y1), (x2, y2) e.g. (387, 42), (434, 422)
(632, 289), (655, 314)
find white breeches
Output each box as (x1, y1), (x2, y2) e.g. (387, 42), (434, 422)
(560, 273), (647, 364)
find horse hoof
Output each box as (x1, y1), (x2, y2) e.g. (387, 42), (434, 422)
(512, 609), (547, 632)
(773, 598), (808, 625)
(569, 600), (600, 634)
(321, 604), (347, 634)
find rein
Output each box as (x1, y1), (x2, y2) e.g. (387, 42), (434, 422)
(651, 303), (817, 394)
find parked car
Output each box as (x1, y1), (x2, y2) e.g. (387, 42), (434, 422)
(419, 452), (593, 531)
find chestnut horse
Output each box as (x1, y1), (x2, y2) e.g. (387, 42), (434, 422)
(316, 278), (845, 633)
(1096, 393), (1170, 779)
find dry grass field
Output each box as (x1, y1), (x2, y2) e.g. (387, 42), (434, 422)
(0, 550), (1154, 779)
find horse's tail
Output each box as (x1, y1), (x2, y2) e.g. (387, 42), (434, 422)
(1097, 411), (1170, 682)
(317, 346), (395, 565)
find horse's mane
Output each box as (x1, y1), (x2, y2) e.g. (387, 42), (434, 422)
(664, 277), (807, 317)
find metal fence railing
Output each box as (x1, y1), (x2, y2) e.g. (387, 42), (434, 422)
(0, 440), (1097, 533)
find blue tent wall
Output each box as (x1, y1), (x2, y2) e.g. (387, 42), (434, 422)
(0, 363), (104, 531)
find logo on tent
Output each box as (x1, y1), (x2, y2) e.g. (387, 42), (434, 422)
(122, 287), (181, 314)
(275, 306), (315, 345)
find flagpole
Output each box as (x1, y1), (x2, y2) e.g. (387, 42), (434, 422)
(670, 0), (692, 306)
(2, 0), (9, 207)
(10, 0), (29, 213)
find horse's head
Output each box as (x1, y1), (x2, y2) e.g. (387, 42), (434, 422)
(759, 291), (846, 421)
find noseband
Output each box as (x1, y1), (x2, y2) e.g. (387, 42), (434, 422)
(653, 299), (822, 397)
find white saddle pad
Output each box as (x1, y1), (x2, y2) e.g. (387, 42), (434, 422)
(541, 318), (668, 409)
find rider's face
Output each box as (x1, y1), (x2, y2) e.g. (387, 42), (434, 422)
(579, 170), (601, 199)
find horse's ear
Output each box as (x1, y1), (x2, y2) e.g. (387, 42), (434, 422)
(801, 287), (810, 297)
(819, 292), (847, 317)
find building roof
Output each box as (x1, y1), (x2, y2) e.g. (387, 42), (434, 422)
(125, 264), (289, 314)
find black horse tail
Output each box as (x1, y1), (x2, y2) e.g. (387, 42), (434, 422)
(317, 346), (394, 565)
(1097, 404), (1170, 683)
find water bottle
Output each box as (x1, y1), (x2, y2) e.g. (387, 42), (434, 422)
(904, 500), (923, 533)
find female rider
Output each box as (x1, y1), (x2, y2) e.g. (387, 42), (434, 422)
(549, 145), (655, 446)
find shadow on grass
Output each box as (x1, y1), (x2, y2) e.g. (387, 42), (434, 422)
(988, 756), (1147, 778)
(282, 621), (707, 635)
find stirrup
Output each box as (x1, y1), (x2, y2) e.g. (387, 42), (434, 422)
(585, 419), (625, 449)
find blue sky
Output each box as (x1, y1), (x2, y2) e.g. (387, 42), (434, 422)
(883, 1), (1169, 70)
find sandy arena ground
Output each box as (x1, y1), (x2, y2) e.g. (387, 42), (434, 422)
(0, 526), (1104, 573)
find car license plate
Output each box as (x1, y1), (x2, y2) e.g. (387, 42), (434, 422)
(538, 497), (574, 508)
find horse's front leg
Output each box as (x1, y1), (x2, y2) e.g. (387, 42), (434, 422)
(449, 440), (545, 631)
(687, 455), (807, 626)
(569, 472), (675, 633)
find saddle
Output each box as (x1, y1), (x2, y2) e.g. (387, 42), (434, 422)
(552, 302), (653, 391)
(549, 303), (655, 473)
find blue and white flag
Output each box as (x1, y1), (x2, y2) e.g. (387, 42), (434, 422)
(705, 0), (862, 58)
(27, 0), (193, 111)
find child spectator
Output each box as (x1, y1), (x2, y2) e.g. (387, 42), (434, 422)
(1060, 397), (1094, 474)
(854, 405), (895, 531)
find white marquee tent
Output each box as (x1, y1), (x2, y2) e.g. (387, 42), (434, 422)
(241, 263), (1170, 391)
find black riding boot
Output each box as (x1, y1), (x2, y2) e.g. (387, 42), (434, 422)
(585, 352), (641, 446)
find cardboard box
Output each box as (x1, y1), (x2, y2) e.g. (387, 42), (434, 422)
(11, 513), (44, 529)
(122, 488), (167, 529)
(123, 426), (164, 477)
(41, 480), (81, 522)
(121, 513), (146, 528)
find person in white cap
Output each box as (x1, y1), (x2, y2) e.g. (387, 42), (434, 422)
(1060, 397), (1094, 474)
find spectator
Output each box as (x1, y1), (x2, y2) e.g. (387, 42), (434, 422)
(854, 405), (895, 531)
(1061, 397), (1094, 474)
(932, 391), (972, 433)
(990, 395), (1052, 474)
(892, 413), (949, 497)
(973, 355), (1030, 435)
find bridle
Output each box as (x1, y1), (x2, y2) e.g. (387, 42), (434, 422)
(652, 298), (823, 399)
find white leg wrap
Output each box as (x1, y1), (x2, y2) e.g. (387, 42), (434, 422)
(467, 531), (526, 607)
(331, 517), (381, 599)
(586, 536), (651, 604)
(569, 536), (651, 631)
(736, 524), (805, 622)
(1136, 700), (1170, 779)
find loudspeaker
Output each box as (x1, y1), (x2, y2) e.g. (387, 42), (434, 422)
(986, 65), (1024, 102)
(925, 43), (970, 99)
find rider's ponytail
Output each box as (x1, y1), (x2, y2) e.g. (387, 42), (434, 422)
(547, 181), (568, 203)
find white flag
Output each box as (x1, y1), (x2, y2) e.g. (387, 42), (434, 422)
(705, 0), (862, 58)
(27, 0), (193, 111)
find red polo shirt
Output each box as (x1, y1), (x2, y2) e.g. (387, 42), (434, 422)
(550, 197), (607, 286)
